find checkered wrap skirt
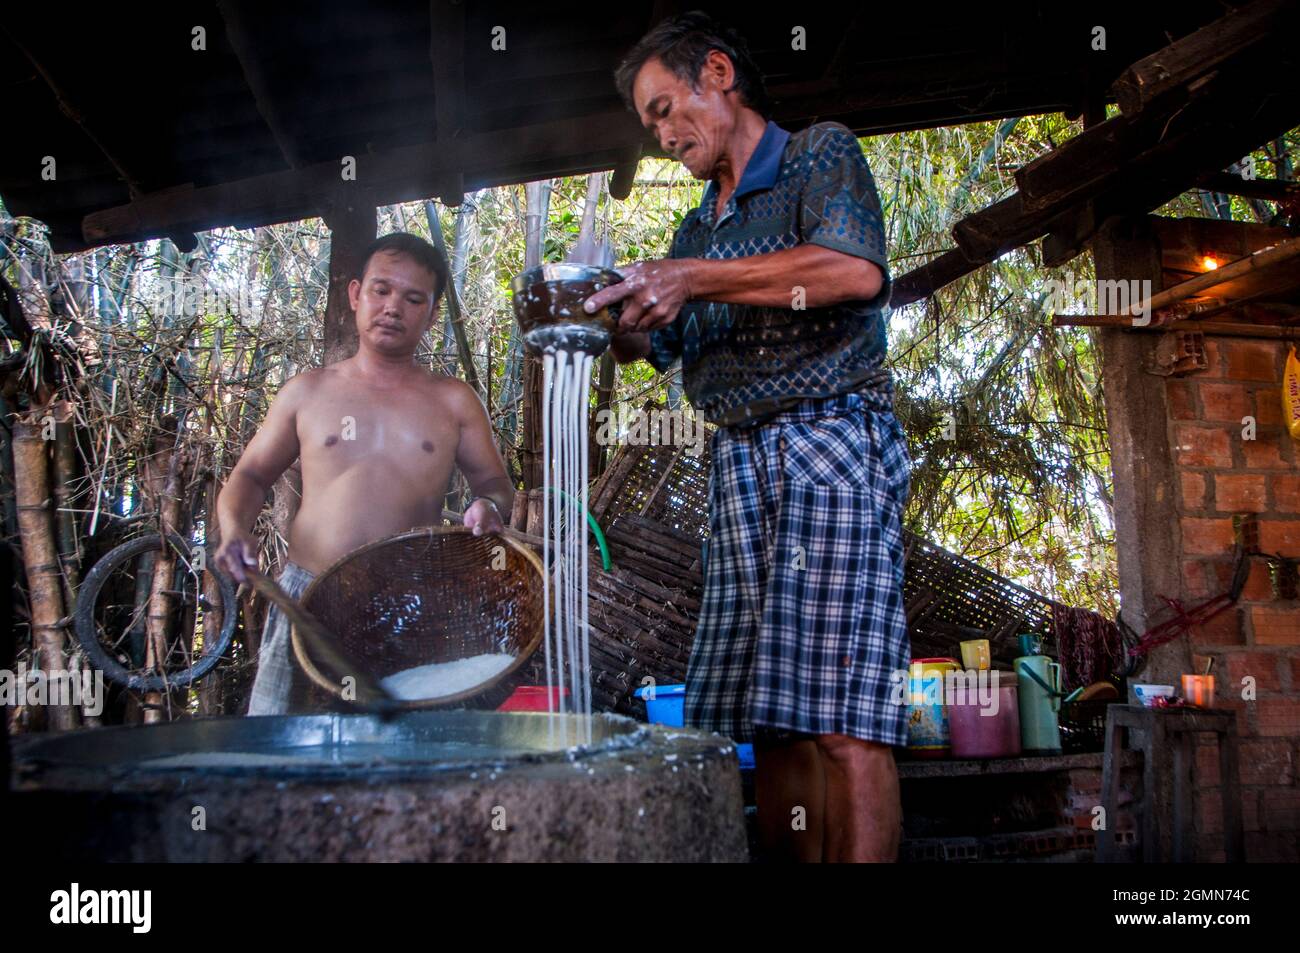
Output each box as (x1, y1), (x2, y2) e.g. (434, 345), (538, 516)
(246, 561), (317, 716)
(683, 392), (912, 745)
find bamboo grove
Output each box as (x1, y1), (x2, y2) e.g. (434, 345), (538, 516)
(2, 117), (1294, 729)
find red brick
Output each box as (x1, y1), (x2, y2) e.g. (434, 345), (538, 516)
(1196, 742), (1221, 785)
(1246, 831), (1300, 862)
(1244, 790), (1262, 833)
(1174, 425), (1234, 468)
(1239, 739), (1294, 786)
(1256, 697), (1300, 737)
(1182, 559), (1228, 598)
(1292, 657), (1300, 687)
(1181, 517), (1236, 555)
(1215, 473), (1267, 513)
(1200, 383), (1253, 422)
(1197, 788), (1223, 834)
(1226, 652), (1283, 693)
(1183, 559), (1269, 600)
(1251, 605), (1300, 645)
(1242, 432), (1292, 469)
(1274, 475), (1300, 513)
(1166, 380), (1198, 420)
(1242, 560), (1275, 601)
(1221, 340), (1284, 381)
(1197, 787), (1260, 836)
(1257, 387), (1284, 426)
(1258, 520), (1300, 558)
(1191, 606), (1246, 646)
(1203, 338), (1226, 377)
(1180, 472), (1208, 511)
(1068, 768), (1102, 795)
(1200, 841), (1227, 863)
(1262, 788), (1300, 831)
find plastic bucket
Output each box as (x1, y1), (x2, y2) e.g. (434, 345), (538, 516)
(947, 674), (1021, 759)
(634, 683), (754, 770)
(496, 686), (570, 712)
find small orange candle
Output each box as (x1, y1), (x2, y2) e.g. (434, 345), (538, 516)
(1182, 674), (1215, 708)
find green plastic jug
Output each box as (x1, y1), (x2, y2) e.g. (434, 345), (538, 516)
(1015, 654), (1062, 754)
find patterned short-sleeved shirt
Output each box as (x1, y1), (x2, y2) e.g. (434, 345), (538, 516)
(648, 120), (893, 427)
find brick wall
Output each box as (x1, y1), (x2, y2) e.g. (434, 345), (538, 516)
(1166, 334), (1300, 861)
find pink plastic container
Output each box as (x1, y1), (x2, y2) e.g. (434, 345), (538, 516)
(947, 677), (1022, 759)
(496, 686), (570, 712)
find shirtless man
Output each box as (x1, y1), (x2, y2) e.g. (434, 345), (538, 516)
(213, 232), (513, 715)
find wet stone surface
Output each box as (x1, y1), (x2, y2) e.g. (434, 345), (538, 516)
(11, 712), (748, 862)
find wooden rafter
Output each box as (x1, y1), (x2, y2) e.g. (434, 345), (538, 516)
(1052, 236), (1300, 329)
(893, 5), (1300, 309)
(218, 0), (304, 170)
(1107, 0), (1295, 116)
(0, 24), (145, 199)
(429, 0), (467, 206)
(81, 110), (642, 248)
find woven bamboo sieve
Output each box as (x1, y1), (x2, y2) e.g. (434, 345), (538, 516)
(290, 526), (545, 709)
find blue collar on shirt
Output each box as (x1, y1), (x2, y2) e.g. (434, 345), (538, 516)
(732, 120), (791, 200)
(701, 120), (792, 219)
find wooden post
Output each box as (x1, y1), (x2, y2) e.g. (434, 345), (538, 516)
(198, 459), (226, 717)
(521, 357), (543, 490)
(12, 413), (75, 731)
(592, 353), (616, 475)
(322, 195), (377, 366)
(142, 421), (188, 723)
(518, 181), (551, 490)
(1091, 217), (1183, 678)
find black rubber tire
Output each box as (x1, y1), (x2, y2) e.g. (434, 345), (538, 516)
(74, 533), (238, 692)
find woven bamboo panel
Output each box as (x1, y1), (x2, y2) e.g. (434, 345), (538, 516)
(471, 512), (704, 717)
(588, 420), (1058, 675)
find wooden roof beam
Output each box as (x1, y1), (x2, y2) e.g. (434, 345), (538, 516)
(79, 110), (642, 249)
(1108, 0), (1296, 116)
(1195, 172), (1300, 204)
(0, 24), (145, 200)
(893, 57), (1300, 307)
(429, 0), (466, 207)
(217, 0), (305, 170)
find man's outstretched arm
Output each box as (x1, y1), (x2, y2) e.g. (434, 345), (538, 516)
(214, 375), (306, 581)
(450, 381), (512, 535)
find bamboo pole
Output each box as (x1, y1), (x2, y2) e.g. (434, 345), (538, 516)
(0, 394), (19, 542)
(50, 401), (81, 613)
(141, 422), (188, 723)
(50, 401), (98, 725)
(12, 413), (76, 731)
(1131, 236), (1300, 317)
(1053, 316), (1300, 339)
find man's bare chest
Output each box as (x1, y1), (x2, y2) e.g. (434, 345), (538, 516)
(296, 386), (458, 474)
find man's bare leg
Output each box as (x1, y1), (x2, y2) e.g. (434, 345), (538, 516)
(815, 734), (901, 862)
(754, 736), (825, 862)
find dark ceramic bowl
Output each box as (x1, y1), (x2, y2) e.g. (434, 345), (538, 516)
(510, 263), (624, 354)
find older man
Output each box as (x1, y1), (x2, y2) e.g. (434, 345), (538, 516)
(214, 232), (512, 715)
(588, 13), (911, 862)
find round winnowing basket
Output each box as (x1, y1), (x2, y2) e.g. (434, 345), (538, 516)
(290, 527), (545, 709)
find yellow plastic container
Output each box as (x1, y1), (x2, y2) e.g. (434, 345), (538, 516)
(960, 639), (991, 671)
(906, 658), (962, 758)
(1282, 347), (1300, 442)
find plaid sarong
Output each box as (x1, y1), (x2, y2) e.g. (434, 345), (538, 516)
(684, 392), (911, 745)
(245, 562), (316, 716)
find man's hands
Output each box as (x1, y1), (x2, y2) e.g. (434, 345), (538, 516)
(463, 497), (505, 537)
(214, 534), (260, 584)
(583, 259), (696, 334)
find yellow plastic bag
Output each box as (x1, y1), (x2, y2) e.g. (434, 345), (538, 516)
(1283, 347), (1300, 441)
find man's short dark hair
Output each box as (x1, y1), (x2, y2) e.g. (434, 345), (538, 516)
(614, 11), (771, 118)
(357, 232), (449, 302)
